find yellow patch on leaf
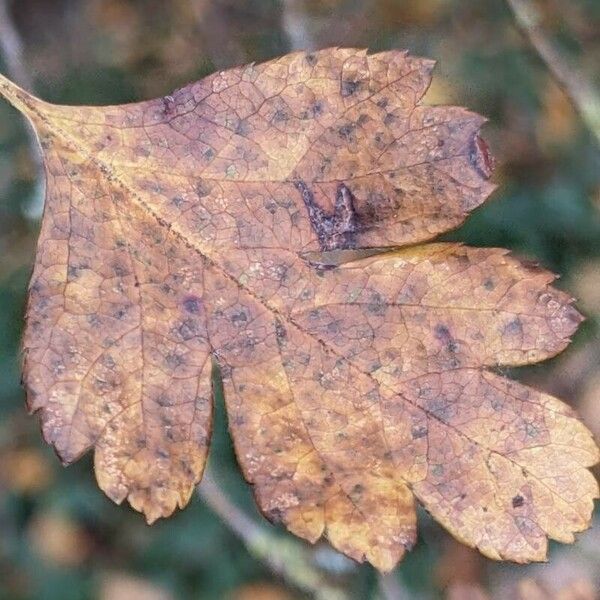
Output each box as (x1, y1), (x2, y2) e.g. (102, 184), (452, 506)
(0, 48), (597, 572)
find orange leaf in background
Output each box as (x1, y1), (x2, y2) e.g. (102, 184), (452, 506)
(0, 48), (597, 572)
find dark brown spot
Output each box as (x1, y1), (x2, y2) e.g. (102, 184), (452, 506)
(428, 398), (452, 421)
(87, 314), (101, 327)
(431, 464), (444, 477)
(434, 324), (458, 353)
(265, 507), (283, 523)
(523, 421), (541, 438)
(311, 101), (323, 116)
(367, 291), (386, 315)
(338, 123), (355, 141)
(156, 394), (173, 407)
(512, 494), (525, 508)
(275, 320), (287, 343)
(113, 263), (127, 277)
(162, 95), (175, 115)
(235, 119), (250, 136)
(503, 318), (523, 336)
(231, 309), (248, 324)
(341, 80), (360, 97)
(411, 425), (428, 439)
(113, 306), (129, 320)
(272, 108), (289, 123)
(182, 295), (203, 314)
(274, 264), (288, 282)
(165, 353), (185, 368)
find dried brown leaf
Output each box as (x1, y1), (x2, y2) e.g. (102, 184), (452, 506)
(0, 48), (597, 572)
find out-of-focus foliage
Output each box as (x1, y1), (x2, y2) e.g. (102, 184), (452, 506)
(0, 1), (598, 599)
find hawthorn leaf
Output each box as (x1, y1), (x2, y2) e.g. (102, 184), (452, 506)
(0, 48), (597, 573)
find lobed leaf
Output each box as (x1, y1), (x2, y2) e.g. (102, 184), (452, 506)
(0, 48), (597, 572)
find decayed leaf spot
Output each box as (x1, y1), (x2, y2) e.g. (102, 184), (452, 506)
(0, 48), (597, 572)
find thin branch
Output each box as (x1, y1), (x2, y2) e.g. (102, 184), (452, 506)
(505, 0), (600, 144)
(0, 0), (45, 219)
(198, 471), (350, 600)
(378, 573), (411, 600)
(0, 0), (31, 89)
(282, 0), (315, 51)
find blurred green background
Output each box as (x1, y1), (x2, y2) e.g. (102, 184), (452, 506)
(0, 1), (599, 599)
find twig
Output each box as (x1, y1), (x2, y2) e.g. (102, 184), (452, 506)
(505, 0), (600, 144)
(0, 0), (45, 219)
(0, 0), (31, 89)
(378, 573), (411, 600)
(282, 0), (315, 51)
(198, 471), (349, 600)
